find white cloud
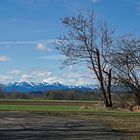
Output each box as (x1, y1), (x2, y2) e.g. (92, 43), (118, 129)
(10, 69), (22, 75)
(19, 69), (53, 83)
(60, 71), (93, 85)
(0, 39), (55, 45)
(21, 74), (34, 81)
(35, 43), (51, 52)
(0, 74), (13, 84)
(0, 66), (97, 86)
(43, 68), (96, 86)
(43, 77), (60, 84)
(0, 56), (10, 62)
(31, 69), (52, 77)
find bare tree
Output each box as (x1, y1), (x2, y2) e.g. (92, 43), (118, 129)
(111, 34), (140, 105)
(56, 11), (114, 107)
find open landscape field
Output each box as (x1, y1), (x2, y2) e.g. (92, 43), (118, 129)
(0, 100), (140, 140)
(0, 0), (139, 140)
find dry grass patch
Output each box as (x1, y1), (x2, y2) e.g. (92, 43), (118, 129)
(133, 106), (140, 112)
(80, 103), (105, 111)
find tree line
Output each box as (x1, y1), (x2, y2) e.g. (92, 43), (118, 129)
(0, 90), (101, 101)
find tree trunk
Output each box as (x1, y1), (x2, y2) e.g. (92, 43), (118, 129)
(96, 49), (113, 108)
(100, 87), (112, 108)
(135, 95), (140, 106)
(107, 69), (112, 107)
(133, 88), (140, 106)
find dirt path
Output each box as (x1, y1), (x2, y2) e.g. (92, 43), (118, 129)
(0, 112), (129, 140)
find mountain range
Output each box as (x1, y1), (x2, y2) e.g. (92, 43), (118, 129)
(0, 82), (98, 93)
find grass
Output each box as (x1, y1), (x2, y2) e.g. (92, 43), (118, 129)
(85, 112), (140, 131)
(0, 105), (80, 111)
(0, 99), (102, 103)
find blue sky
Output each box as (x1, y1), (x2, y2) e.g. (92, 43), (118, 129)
(0, 0), (139, 85)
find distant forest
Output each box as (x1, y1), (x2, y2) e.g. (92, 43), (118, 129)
(0, 90), (101, 101)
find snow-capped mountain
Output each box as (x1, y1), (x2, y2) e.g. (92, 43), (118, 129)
(0, 82), (98, 93)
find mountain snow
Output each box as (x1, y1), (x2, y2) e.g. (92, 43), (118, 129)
(0, 82), (97, 93)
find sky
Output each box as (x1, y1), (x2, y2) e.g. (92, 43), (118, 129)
(0, 0), (139, 85)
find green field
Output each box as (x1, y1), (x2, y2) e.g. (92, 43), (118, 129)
(0, 104), (139, 114)
(0, 105), (80, 111)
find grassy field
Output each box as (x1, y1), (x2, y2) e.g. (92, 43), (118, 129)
(0, 99), (140, 139)
(0, 105), (80, 111)
(0, 99), (102, 106)
(0, 99), (102, 102)
(0, 99), (103, 112)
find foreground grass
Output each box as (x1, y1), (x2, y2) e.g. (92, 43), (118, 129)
(85, 112), (140, 131)
(0, 104), (139, 114)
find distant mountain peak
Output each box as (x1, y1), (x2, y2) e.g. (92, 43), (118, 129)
(0, 82), (97, 93)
